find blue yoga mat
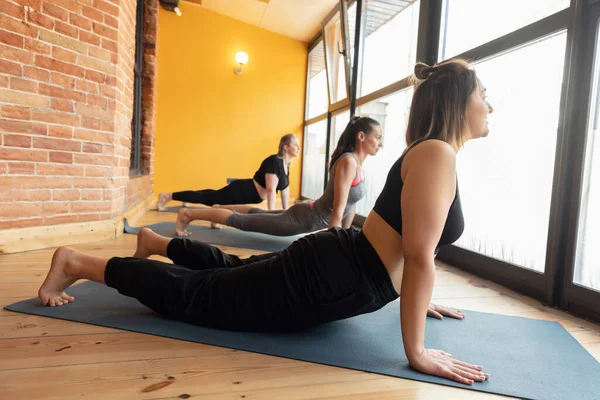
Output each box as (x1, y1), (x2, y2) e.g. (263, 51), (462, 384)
(124, 219), (302, 253)
(160, 205), (207, 213)
(5, 281), (599, 399)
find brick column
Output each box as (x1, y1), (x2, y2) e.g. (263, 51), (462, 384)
(0, 0), (158, 229)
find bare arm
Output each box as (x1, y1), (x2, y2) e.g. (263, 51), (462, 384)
(400, 141), (487, 385)
(328, 156), (356, 229)
(264, 173), (279, 210)
(341, 205), (356, 229)
(281, 187), (290, 210)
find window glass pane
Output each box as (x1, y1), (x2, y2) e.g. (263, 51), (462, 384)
(301, 120), (328, 199)
(360, 0), (419, 97)
(329, 110), (351, 163)
(355, 88), (413, 216)
(574, 20), (600, 291)
(306, 41), (328, 119)
(455, 32), (567, 272)
(440, 0), (569, 60)
(347, 2), (357, 74)
(324, 11), (348, 103)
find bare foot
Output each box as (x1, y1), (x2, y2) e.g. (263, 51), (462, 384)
(182, 202), (190, 208)
(156, 192), (172, 211)
(175, 209), (192, 237)
(133, 227), (158, 258)
(210, 222), (222, 229)
(38, 247), (77, 307)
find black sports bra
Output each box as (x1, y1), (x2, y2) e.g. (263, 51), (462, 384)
(372, 139), (464, 252)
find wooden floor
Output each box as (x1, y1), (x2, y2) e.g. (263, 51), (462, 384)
(1, 207), (599, 399)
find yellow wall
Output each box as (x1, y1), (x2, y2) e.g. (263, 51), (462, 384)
(155, 3), (307, 199)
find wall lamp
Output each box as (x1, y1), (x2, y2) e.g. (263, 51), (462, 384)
(235, 52), (249, 75)
(159, 0), (182, 16)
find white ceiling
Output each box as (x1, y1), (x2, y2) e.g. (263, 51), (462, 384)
(182, 0), (340, 42)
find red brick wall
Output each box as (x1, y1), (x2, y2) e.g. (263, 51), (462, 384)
(0, 0), (157, 229)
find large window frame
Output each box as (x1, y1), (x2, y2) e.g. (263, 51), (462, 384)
(300, 0), (600, 322)
(436, 8), (572, 304)
(559, 2), (600, 321)
(321, 2), (353, 112)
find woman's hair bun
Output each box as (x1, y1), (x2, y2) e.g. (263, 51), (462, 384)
(414, 62), (435, 80)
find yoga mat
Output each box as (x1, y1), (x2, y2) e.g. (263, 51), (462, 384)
(160, 205), (207, 213)
(124, 220), (301, 253)
(6, 281), (600, 400)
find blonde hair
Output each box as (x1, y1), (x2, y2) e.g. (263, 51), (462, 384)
(277, 134), (296, 157)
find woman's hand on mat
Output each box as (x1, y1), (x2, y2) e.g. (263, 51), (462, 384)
(410, 349), (490, 385)
(427, 303), (464, 320)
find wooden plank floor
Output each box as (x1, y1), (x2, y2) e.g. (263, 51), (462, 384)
(1, 207), (599, 399)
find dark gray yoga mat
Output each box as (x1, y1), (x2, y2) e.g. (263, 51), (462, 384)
(5, 281), (600, 400)
(124, 220), (301, 253)
(160, 205), (207, 213)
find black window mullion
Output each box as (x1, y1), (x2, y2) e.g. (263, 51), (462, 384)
(130, 0), (144, 175)
(416, 0), (442, 66)
(324, 112), (333, 191)
(350, 0), (365, 116)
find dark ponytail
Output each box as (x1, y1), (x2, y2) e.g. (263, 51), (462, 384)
(329, 116), (380, 168)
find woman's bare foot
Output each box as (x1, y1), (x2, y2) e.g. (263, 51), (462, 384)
(156, 192), (172, 211)
(175, 209), (192, 237)
(38, 247), (77, 307)
(133, 227), (159, 258)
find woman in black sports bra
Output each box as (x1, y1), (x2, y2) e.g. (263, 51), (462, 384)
(156, 134), (299, 211)
(38, 59), (493, 386)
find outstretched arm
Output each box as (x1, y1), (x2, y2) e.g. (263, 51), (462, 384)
(329, 156), (356, 229)
(341, 205), (356, 229)
(281, 187), (290, 210)
(399, 140), (488, 385)
(264, 173), (279, 210)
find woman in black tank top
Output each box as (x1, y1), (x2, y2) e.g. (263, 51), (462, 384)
(37, 59), (493, 387)
(155, 134), (299, 211)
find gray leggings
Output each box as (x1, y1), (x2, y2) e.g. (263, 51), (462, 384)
(225, 203), (327, 236)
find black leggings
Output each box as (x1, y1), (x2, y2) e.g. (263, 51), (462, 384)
(104, 228), (398, 332)
(172, 179), (263, 206)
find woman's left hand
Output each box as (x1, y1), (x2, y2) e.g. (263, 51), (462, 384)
(427, 303), (465, 320)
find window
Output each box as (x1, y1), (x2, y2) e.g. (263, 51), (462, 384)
(324, 11), (348, 104)
(306, 41), (328, 119)
(355, 88), (413, 216)
(454, 32), (567, 272)
(301, 120), (328, 199)
(574, 20), (600, 291)
(360, 0), (420, 97)
(328, 110), (350, 163)
(440, 0), (569, 60)
(347, 2), (357, 74)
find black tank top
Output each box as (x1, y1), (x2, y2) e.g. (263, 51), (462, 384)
(372, 139), (464, 252)
(253, 154), (290, 192)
